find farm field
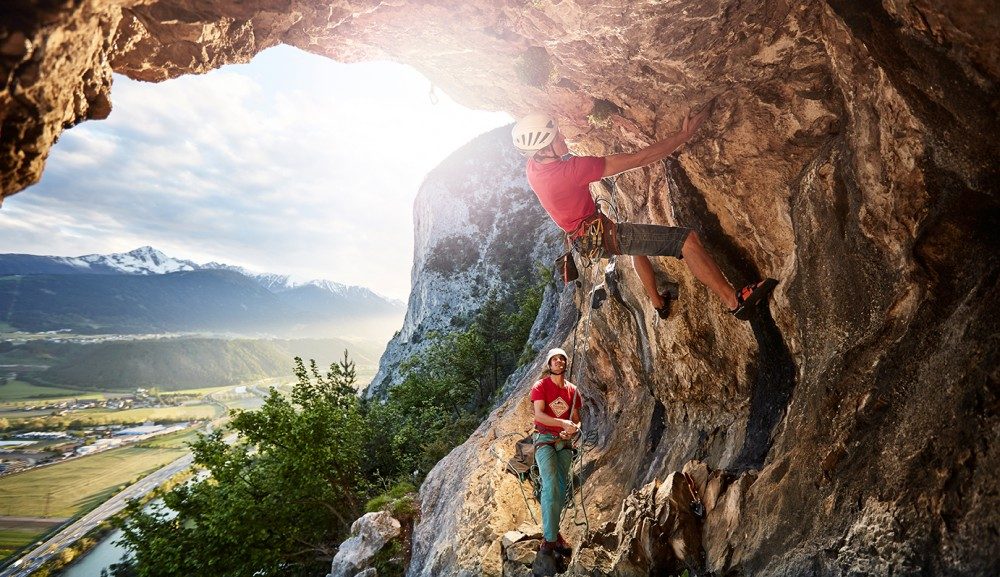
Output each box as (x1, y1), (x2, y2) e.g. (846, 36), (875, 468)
(0, 445), (188, 519)
(3, 403), (222, 429)
(139, 427), (204, 450)
(170, 381), (280, 396)
(221, 396), (266, 412)
(73, 404), (222, 423)
(0, 519), (64, 560)
(0, 382), (258, 409)
(0, 380), (92, 402)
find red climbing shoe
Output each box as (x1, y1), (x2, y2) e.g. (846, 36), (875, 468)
(730, 278), (778, 320)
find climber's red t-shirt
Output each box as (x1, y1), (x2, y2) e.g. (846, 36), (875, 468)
(526, 155), (605, 235)
(530, 377), (583, 435)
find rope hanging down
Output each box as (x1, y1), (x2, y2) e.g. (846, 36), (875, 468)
(487, 176), (625, 537)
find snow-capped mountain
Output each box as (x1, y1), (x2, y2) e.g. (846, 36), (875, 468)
(77, 246), (200, 274)
(201, 264), (296, 292)
(0, 247), (399, 303)
(199, 263), (400, 304)
(0, 247), (404, 339)
(0, 246), (198, 276)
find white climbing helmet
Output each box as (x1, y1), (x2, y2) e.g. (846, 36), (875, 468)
(545, 348), (568, 366)
(512, 113), (558, 153)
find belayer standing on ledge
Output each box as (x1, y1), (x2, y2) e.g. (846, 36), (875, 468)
(512, 106), (776, 320)
(531, 348), (582, 558)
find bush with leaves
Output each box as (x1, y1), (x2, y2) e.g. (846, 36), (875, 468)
(368, 276), (547, 484)
(115, 269), (549, 576)
(115, 354), (366, 577)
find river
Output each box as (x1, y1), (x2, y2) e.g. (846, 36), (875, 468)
(59, 529), (130, 577)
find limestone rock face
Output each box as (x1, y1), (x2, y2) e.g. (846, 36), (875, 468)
(3, 2), (997, 576)
(367, 125), (560, 397)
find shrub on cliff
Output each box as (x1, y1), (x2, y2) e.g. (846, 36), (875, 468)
(116, 354), (365, 577)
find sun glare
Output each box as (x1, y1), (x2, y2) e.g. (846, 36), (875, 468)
(1, 44), (512, 301)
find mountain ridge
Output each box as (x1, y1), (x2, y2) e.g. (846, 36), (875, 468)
(0, 246), (402, 305)
(0, 249), (403, 340)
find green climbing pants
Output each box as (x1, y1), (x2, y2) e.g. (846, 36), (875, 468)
(534, 432), (574, 542)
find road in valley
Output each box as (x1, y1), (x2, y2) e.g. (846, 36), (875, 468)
(0, 383), (272, 577)
(0, 453), (193, 577)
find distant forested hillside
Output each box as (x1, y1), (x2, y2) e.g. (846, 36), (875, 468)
(0, 270), (284, 333)
(1, 337), (386, 391)
(0, 270), (402, 339)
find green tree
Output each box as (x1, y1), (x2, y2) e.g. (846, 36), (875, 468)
(117, 353), (366, 577)
(372, 274), (547, 482)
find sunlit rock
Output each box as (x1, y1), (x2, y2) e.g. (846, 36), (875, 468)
(328, 511), (401, 577)
(2, 2), (996, 576)
(366, 125), (560, 397)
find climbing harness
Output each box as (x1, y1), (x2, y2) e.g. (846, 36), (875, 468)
(568, 212), (609, 263)
(490, 428), (597, 528)
(495, 174), (628, 536)
(557, 176), (625, 271)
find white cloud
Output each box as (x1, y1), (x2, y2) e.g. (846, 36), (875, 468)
(50, 129), (119, 168)
(1, 45), (510, 300)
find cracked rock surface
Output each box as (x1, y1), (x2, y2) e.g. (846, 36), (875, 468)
(2, 2), (997, 576)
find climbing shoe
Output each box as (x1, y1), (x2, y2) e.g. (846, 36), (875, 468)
(730, 278), (778, 320)
(655, 282), (680, 319)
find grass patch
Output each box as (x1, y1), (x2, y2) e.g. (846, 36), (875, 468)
(0, 380), (89, 402)
(365, 481), (418, 518)
(0, 446), (187, 518)
(139, 427), (204, 449)
(587, 98), (624, 128)
(0, 526), (49, 559)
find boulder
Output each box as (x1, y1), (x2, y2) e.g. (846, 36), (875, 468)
(328, 511), (401, 577)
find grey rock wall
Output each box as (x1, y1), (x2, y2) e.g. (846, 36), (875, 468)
(366, 126), (562, 398)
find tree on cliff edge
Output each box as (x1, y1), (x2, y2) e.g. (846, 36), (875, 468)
(115, 354), (366, 577)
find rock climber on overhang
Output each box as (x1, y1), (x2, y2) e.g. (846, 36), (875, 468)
(512, 106), (777, 321)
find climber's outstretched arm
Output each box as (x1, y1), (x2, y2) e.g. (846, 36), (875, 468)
(601, 105), (711, 177)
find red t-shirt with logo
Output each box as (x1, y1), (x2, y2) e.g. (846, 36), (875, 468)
(530, 377), (583, 435)
(526, 156), (605, 235)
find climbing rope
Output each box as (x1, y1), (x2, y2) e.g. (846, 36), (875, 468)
(556, 174), (637, 537)
(558, 241), (609, 538)
(487, 177), (628, 540)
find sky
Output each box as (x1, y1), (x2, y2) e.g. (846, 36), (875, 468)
(0, 45), (511, 301)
